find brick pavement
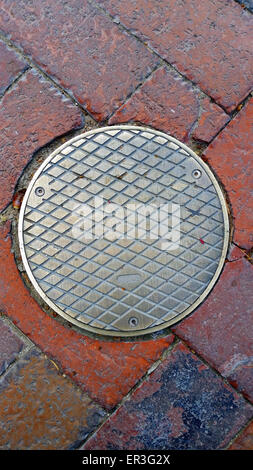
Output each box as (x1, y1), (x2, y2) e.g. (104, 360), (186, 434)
(82, 343), (252, 450)
(0, 0), (252, 450)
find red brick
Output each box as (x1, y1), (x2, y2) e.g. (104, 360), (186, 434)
(0, 348), (105, 449)
(229, 421), (253, 450)
(0, 69), (83, 212)
(98, 0), (253, 111)
(0, 222), (174, 410)
(0, 317), (27, 375)
(0, 39), (27, 95)
(0, 0), (158, 120)
(204, 98), (253, 249)
(192, 97), (229, 142)
(82, 342), (252, 450)
(109, 66), (229, 143)
(173, 258), (253, 402)
(227, 244), (245, 262)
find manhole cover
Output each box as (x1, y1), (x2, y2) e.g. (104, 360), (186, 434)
(19, 126), (229, 336)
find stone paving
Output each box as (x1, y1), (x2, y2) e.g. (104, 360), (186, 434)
(0, 0), (252, 450)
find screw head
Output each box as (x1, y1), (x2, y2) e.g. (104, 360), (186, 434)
(192, 169), (202, 179)
(35, 186), (45, 197)
(129, 317), (138, 327)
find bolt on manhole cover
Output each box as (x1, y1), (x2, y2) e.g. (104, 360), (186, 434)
(19, 126), (229, 337)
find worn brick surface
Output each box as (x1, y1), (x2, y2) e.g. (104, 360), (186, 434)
(204, 98), (253, 249)
(0, 39), (27, 95)
(82, 342), (252, 450)
(109, 66), (229, 143)
(0, 348), (105, 449)
(0, 317), (27, 376)
(0, 222), (174, 410)
(0, 69), (83, 212)
(227, 244), (245, 262)
(98, 0), (253, 111)
(229, 421), (253, 450)
(173, 258), (253, 402)
(0, 0), (159, 120)
(191, 96), (229, 142)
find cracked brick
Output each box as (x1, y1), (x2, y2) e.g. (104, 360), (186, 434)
(227, 244), (245, 262)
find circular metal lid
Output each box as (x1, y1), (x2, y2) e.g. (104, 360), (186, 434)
(19, 126), (229, 337)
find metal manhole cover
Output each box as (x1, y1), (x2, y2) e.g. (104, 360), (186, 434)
(19, 126), (229, 337)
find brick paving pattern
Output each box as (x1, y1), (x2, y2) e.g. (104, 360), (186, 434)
(109, 66), (229, 143)
(82, 343), (252, 450)
(97, 0), (253, 112)
(0, 0), (252, 450)
(173, 258), (253, 402)
(0, 0), (159, 120)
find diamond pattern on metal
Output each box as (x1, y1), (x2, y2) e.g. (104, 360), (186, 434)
(19, 126), (229, 336)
